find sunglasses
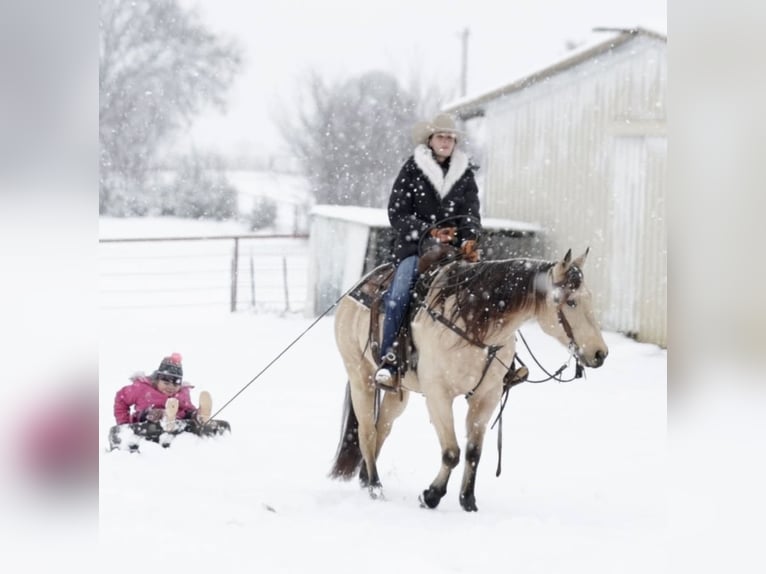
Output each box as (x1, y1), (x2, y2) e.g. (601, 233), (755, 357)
(158, 376), (181, 385)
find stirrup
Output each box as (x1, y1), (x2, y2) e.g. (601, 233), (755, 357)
(374, 367), (399, 392)
(375, 352), (400, 392)
(503, 365), (529, 390)
(510, 365), (529, 384)
(164, 398), (179, 432)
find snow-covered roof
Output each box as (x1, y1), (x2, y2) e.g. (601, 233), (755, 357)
(311, 205), (390, 227)
(444, 27), (666, 120)
(311, 204), (542, 233)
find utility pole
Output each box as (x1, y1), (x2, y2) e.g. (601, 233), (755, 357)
(460, 27), (470, 97)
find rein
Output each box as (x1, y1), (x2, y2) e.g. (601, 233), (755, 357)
(422, 305), (503, 398)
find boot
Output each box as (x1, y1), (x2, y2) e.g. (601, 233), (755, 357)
(164, 397), (179, 432)
(197, 391), (212, 424)
(374, 352), (400, 393)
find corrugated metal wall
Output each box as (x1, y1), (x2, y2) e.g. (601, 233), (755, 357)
(306, 215), (370, 315)
(638, 137), (666, 346)
(481, 36), (666, 346)
(607, 134), (669, 348)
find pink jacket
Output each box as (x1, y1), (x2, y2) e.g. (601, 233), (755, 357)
(114, 375), (197, 425)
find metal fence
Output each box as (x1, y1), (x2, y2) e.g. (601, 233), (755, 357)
(99, 234), (309, 313)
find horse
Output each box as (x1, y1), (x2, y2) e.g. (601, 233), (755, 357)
(330, 248), (608, 512)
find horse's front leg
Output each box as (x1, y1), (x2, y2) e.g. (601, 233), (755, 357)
(459, 390), (501, 512)
(420, 392), (460, 509)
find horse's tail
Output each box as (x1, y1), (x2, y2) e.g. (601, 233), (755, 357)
(329, 381), (362, 479)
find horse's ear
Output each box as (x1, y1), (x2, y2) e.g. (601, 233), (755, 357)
(573, 247), (590, 269)
(552, 249), (572, 284)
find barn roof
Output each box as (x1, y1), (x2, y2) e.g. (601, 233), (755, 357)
(443, 27), (666, 120)
(311, 205), (543, 234)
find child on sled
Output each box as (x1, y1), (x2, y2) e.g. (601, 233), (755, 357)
(109, 353), (229, 450)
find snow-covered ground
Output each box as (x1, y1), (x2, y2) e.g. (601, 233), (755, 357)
(7, 217), (667, 572)
(96, 313), (666, 574)
(92, 217), (666, 572)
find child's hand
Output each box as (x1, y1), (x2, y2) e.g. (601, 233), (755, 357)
(142, 408), (165, 423)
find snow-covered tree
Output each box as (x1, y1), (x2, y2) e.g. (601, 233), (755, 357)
(99, 0), (242, 215)
(281, 70), (442, 208)
(156, 152), (238, 220)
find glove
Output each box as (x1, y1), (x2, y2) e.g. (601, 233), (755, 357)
(429, 226), (457, 243)
(141, 408), (165, 423)
(461, 239), (480, 262)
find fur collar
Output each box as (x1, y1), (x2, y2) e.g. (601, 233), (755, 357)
(413, 144), (470, 198)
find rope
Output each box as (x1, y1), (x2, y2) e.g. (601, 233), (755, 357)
(203, 285), (352, 425)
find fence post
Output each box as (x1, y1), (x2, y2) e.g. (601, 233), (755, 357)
(230, 237), (240, 312)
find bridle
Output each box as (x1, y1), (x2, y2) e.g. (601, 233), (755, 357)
(552, 264), (585, 358)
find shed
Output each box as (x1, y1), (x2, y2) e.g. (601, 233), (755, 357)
(444, 28), (667, 346)
(306, 205), (543, 316)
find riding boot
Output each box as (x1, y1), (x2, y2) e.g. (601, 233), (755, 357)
(374, 351), (400, 392)
(164, 398), (179, 432)
(197, 391), (212, 423)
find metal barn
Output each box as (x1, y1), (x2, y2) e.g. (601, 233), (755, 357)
(445, 28), (667, 347)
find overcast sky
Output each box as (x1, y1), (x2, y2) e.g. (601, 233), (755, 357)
(183, 0), (666, 158)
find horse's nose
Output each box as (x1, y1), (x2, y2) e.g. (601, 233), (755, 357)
(593, 349), (608, 367)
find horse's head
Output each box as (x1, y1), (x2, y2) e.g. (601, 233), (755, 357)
(538, 248), (608, 368)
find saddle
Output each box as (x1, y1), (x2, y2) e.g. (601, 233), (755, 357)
(348, 242), (461, 378)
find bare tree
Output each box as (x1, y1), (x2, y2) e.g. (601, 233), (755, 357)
(99, 0), (242, 214)
(279, 70), (445, 208)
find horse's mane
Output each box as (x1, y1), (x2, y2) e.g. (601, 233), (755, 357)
(430, 258), (555, 342)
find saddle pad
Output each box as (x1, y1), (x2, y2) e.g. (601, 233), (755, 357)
(348, 263), (394, 310)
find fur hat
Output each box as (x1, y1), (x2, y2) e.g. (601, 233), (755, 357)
(411, 113), (462, 146)
(154, 352), (183, 382)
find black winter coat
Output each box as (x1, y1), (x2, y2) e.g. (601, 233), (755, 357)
(387, 144), (482, 263)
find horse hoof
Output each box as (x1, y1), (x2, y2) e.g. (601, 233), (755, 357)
(419, 487), (443, 509)
(460, 495), (478, 512)
(368, 485), (384, 500)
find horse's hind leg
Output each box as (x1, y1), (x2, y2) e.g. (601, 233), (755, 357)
(375, 389), (410, 455)
(358, 389), (410, 489)
(420, 393), (460, 509)
(348, 376), (384, 497)
(330, 383), (363, 480)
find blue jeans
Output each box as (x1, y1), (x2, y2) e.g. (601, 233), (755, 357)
(380, 255), (419, 363)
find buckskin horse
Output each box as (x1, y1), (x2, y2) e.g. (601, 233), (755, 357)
(330, 248), (608, 511)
